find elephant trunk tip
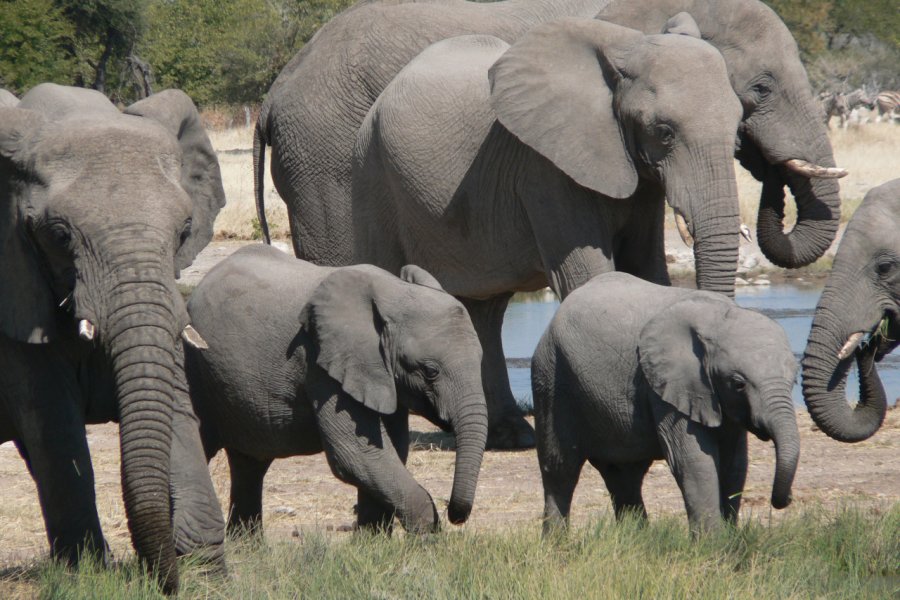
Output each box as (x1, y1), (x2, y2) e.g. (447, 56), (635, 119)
(447, 499), (473, 525)
(771, 492), (792, 510)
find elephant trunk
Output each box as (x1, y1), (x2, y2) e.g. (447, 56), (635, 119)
(445, 392), (489, 525)
(802, 296), (888, 443)
(759, 394), (800, 509)
(749, 108), (842, 269)
(676, 150), (741, 297)
(102, 248), (181, 593)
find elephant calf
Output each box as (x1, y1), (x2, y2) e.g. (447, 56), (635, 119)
(185, 245), (488, 535)
(532, 273), (800, 534)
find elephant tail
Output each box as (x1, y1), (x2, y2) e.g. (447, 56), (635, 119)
(253, 117), (272, 245)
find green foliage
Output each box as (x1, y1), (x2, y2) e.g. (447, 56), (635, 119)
(140, 0), (353, 107)
(0, 0), (76, 94)
(11, 506), (900, 598)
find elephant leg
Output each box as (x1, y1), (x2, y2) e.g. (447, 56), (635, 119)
(540, 456), (584, 535)
(169, 393), (227, 568)
(310, 376), (438, 533)
(460, 294), (535, 450)
(355, 410), (410, 534)
(225, 448), (272, 537)
(590, 459), (651, 521)
(716, 425), (748, 525)
(1, 349), (106, 564)
(654, 405), (723, 535)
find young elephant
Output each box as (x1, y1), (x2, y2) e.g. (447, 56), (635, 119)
(185, 245), (488, 534)
(532, 272), (800, 534)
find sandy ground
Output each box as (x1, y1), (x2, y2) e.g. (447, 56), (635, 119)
(0, 410), (897, 569)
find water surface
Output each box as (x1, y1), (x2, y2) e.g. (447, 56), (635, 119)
(503, 283), (900, 410)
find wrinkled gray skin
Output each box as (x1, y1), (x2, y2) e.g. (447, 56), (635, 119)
(802, 179), (900, 442)
(354, 22), (742, 445)
(0, 84), (227, 593)
(254, 0), (842, 448)
(532, 272), (800, 535)
(0, 88), (18, 107)
(185, 245), (488, 535)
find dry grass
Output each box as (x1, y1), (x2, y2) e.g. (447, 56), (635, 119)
(208, 120), (899, 241)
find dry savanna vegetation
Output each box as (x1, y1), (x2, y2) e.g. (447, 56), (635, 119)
(209, 120), (900, 241)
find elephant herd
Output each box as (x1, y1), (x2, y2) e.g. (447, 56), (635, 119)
(0, 0), (896, 594)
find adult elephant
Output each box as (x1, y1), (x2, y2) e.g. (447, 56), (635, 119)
(254, 0), (844, 447)
(353, 22), (744, 444)
(801, 179), (900, 442)
(0, 83), (227, 593)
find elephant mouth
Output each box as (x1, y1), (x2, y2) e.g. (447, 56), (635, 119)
(836, 310), (898, 363)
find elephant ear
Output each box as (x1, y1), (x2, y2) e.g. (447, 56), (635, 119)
(0, 108), (57, 343)
(488, 18), (641, 199)
(124, 90), (225, 271)
(662, 12), (702, 38)
(400, 264), (445, 291)
(638, 294), (732, 427)
(301, 267), (397, 414)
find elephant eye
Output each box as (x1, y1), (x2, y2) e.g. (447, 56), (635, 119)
(49, 224), (72, 248)
(654, 123), (675, 145)
(423, 363), (440, 381)
(876, 261), (893, 276)
(731, 376), (747, 393)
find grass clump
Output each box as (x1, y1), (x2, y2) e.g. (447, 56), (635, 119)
(7, 505), (898, 599)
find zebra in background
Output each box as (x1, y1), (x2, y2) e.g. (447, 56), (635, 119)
(874, 91), (900, 123)
(819, 88), (874, 129)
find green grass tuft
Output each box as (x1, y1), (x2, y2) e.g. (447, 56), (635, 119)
(6, 505), (897, 599)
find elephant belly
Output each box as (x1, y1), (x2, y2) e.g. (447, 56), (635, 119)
(577, 394), (664, 465)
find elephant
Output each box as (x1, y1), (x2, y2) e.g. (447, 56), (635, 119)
(0, 89), (17, 107)
(0, 83), (227, 593)
(532, 272), (800, 534)
(253, 0), (844, 449)
(183, 244), (488, 535)
(802, 179), (900, 442)
(352, 21), (743, 448)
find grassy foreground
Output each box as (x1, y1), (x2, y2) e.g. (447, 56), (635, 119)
(6, 505), (897, 599)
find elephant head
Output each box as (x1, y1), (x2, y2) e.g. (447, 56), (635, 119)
(802, 179), (900, 442)
(639, 294), (801, 509)
(489, 18), (744, 295)
(598, 0), (844, 269)
(301, 264), (488, 525)
(0, 83), (224, 592)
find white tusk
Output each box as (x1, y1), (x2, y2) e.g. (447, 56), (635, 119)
(739, 223), (753, 243)
(837, 332), (865, 360)
(674, 212), (694, 248)
(182, 325), (209, 350)
(78, 319), (95, 341)
(783, 158), (848, 179)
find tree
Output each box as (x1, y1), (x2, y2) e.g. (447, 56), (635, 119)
(54, 0), (147, 94)
(0, 0), (76, 94)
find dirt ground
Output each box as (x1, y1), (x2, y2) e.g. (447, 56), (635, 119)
(0, 408), (897, 568)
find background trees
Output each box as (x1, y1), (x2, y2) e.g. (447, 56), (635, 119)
(0, 0), (897, 106)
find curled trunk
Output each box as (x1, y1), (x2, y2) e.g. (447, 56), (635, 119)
(803, 308), (888, 442)
(104, 258), (180, 593)
(445, 393), (488, 524)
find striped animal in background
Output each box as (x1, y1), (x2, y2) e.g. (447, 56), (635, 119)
(874, 91), (900, 122)
(819, 88), (874, 129)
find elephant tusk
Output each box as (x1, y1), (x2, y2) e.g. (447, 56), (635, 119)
(78, 319), (95, 341)
(182, 324), (209, 350)
(674, 212), (693, 248)
(783, 158), (848, 179)
(837, 332), (865, 360)
(740, 223), (753, 243)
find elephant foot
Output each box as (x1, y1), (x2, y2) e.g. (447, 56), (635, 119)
(486, 412), (535, 450)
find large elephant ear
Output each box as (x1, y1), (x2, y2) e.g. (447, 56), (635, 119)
(124, 90), (225, 270)
(301, 266), (397, 414)
(488, 18), (641, 198)
(638, 294), (732, 427)
(0, 108), (57, 343)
